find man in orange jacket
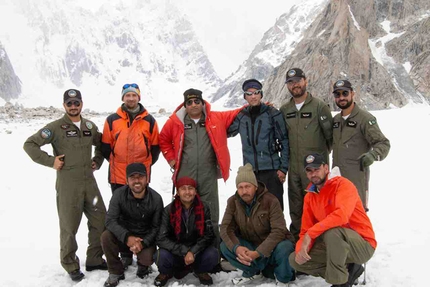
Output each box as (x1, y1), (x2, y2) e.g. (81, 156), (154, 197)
(288, 153), (376, 287)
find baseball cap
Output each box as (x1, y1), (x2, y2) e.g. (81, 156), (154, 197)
(333, 80), (353, 92)
(304, 153), (326, 169)
(285, 68), (306, 83)
(63, 89), (82, 103)
(126, 163), (147, 177)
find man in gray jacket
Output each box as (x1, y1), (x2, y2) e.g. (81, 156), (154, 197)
(101, 163), (164, 287)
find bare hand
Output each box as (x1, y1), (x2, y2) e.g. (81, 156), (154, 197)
(184, 251), (195, 265)
(91, 161), (98, 171)
(53, 155), (65, 170)
(127, 236), (143, 254)
(169, 160), (176, 169)
(236, 246), (253, 266)
(295, 233), (312, 265)
(277, 170), (286, 183)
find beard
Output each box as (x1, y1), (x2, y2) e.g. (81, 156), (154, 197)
(336, 99), (353, 109)
(289, 86), (307, 98)
(310, 175), (326, 186)
(66, 109), (81, 117)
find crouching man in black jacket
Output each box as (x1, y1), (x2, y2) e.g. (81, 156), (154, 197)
(101, 163), (164, 287)
(154, 177), (218, 286)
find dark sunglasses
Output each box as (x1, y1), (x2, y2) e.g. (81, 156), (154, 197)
(244, 90), (262, 96)
(66, 101), (81, 107)
(186, 99), (202, 106)
(333, 91), (350, 98)
(122, 83), (139, 90)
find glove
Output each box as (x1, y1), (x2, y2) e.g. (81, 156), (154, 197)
(358, 152), (377, 170)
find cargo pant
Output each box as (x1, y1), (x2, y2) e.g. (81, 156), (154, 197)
(289, 227), (375, 285)
(56, 172), (106, 272)
(287, 168), (310, 241)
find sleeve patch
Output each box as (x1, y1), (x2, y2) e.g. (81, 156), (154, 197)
(40, 128), (52, 139)
(369, 119), (377, 125)
(85, 121), (93, 129)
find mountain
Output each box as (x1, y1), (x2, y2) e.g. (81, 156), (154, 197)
(0, 0), (220, 111)
(0, 43), (21, 102)
(209, 0), (329, 106)
(215, 0), (430, 110)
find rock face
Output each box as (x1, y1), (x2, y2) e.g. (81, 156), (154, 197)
(216, 0), (430, 110)
(0, 43), (21, 101)
(210, 0), (328, 106)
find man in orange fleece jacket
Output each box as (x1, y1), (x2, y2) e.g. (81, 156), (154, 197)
(288, 153), (376, 287)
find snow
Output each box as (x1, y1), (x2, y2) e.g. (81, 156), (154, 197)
(1, 104), (430, 286)
(348, 5), (361, 31)
(403, 61), (412, 73)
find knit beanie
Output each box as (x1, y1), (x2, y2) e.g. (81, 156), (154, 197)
(122, 86), (141, 101)
(235, 163), (258, 187)
(176, 176), (197, 189)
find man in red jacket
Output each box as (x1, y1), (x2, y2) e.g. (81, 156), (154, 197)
(159, 88), (242, 251)
(289, 153), (376, 287)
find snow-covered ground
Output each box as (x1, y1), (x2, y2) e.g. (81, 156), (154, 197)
(1, 104), (429, 287)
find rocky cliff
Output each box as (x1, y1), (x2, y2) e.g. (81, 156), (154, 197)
(0, 43), (21, 101)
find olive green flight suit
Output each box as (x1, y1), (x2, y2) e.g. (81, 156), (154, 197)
(280, 93), (333, 240)
(23, 114), (106, 272)
(332, 104), (390, 209)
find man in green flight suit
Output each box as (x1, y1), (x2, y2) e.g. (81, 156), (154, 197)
(280, 68), (333, 241)
(331, 80), (390, 210)
(23, 89), (107, 282)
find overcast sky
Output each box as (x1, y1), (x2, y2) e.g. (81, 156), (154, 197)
(75, 0), (295, 79)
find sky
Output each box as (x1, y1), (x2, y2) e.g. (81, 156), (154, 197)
(1, 104), (430, 286)
(74, 0), (296, 79)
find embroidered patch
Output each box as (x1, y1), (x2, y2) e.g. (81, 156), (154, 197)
(60, 124), (70, 130)
(347, 120), (357, 128)
(83, 131), (92, 137)
(306, 155), (315, 163)
(335, 80), (345, 87)
(184, 124), (192, 130)
(369, 119), (377, 125)
(288, 69), (296, 77)
(320, 115), (327, 121)
(199, 122), (206, 127)
(333, 122), (340, 128)
(66, 130), (78, 137)
(40, 128), (52, 139)
(85, 122), (93, 129)
(301, 112), (312, 118)
(286, 112), (296, 119)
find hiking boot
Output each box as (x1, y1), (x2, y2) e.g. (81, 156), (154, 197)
(154, 273), (173, 287)
(173, 266), (191, 279)
(219, 259), (237, 272)
(69, 269), (85, 282)
(121, 257), (133, 270)
(136, 264), (150, 279)
(195, 272), (213, 285)
(232, 273), (263, 285)
(347, 263), (364, 285)
(86, 260), (108, 271)
(103, 273), (125, 287)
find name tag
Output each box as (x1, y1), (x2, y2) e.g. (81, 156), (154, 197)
(333, 122), (340, 128)
(301, 112), (312, 118)
(347, 120), (357, 128)
(83, 131), (92, 136)
(66, 130), (78, 137)
(184, 124), (192, 130)
(199, 122), (206, 127)
(286, 112), (296, 119)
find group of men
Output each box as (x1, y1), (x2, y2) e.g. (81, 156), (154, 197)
(23, 67), (390, 287)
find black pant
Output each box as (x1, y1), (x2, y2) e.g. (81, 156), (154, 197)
(110, 184), (125, 194)
(255, 170), (284, 210)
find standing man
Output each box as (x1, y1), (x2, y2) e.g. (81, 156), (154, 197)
(159, 88), (242, 245)
(102, 83), (160, 193)
(23, 89), (107, 281)
(280, 68), (333, 240)
(228, 79), (289, 210)
(154, 177), (218, 287)
(220, 163), (295, 286)
(289, 153), (376, 287)
(332, 80), (390, 210)
(102, 163), (163, 287)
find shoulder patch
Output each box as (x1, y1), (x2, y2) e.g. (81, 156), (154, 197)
(320, 115), (328, 121)
(369, 119), (377, 126)
(40, 128), (52, 139)
(85, 121), (93, 129)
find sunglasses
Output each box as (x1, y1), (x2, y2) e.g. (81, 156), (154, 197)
(66, 101), (81, 107)
(333, 91), (350, 98)
(122, 83), (140, 90)
(186, 99), (202, 106)
(244, 90), (262, 96)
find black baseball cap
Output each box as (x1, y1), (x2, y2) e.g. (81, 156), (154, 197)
(285, 68), (306, 83)
(63, 89), (82, 103)
(333, 80), (353, 92)
(304, 153), (326, 169)
(126, 163), (147, 177)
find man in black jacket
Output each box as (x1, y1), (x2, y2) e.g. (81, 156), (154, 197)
(154, 177), (218, 286)
(101, 163), (164, 287)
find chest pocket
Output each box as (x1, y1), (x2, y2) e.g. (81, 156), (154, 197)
(257, 211), (270, 229)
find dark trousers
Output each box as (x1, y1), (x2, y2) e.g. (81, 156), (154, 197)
(101, 230), (155, 275)
(155, 247), (218, 275)
(109, 184), (131, 259)
(255, 170), (285, 210)
(110, 184), (125, 194)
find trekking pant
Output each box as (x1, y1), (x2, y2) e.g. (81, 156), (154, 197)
(155, 247), (218, 275)
(101, 230), (155, 275)
(220, 238), (295, 283)
(287, 168), (309, 241)
(289, 227), (375, 285)
(56, 176), (106, 272)
(255, 169), (285, 210)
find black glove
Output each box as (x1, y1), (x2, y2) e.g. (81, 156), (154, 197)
(358, 151), (377, 170)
